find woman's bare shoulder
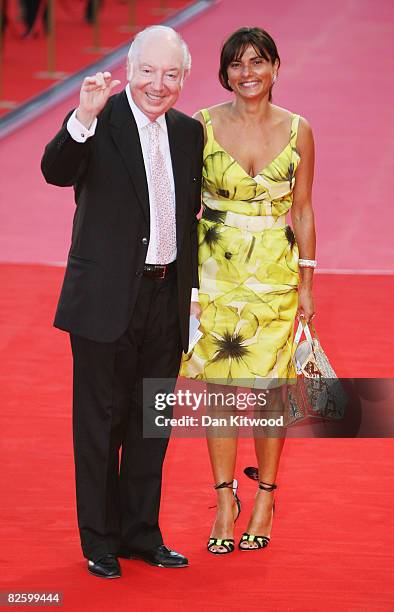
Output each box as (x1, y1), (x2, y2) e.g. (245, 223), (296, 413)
(298, 115), (313, 136)
(271, 105), (314, 146)
(203, 102), (232, 123)
(272, 104), (312, 129)
(270, 103), (295, 124)
(193, 103), (231, 134)
(297, 116), (314, 155)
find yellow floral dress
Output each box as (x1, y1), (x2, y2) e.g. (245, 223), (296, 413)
(180, 108), (301, 387)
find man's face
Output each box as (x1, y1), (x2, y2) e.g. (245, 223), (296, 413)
(128, 34), (185, 120)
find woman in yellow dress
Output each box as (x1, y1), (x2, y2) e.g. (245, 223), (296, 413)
(180, 27), (316, 553)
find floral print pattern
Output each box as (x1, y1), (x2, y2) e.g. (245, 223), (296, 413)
(180, 109), (302, 387)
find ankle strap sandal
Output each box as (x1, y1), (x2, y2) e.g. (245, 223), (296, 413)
(258, 480), (277, 492)
(207, 479), (242, 555)
(238, 480), (277, 551)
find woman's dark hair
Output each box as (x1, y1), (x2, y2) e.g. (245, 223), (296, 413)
(219, 27), (280, 101)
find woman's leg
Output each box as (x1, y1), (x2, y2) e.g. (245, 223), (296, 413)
(206, 384), (239, 552)
(241, 387), (285, 549)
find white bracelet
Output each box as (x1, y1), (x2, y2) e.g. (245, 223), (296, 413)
(299, 258), (317, 268)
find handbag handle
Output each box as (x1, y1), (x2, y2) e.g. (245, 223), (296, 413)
(294, 318), (314, 348)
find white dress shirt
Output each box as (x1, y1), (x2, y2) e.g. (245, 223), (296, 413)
(67, 86), (199, 301)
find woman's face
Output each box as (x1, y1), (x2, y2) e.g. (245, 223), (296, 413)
(226, 44), (278, 100)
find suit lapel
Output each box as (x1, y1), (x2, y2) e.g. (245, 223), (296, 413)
(109, 91), (150, 225)
(109, 95), (192, 243)
(166, 109), (192, 249)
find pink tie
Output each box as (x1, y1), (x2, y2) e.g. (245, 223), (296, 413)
(146, 121), (176, 265)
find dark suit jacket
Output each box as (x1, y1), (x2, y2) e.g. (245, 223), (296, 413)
(41, 91), (204, 350)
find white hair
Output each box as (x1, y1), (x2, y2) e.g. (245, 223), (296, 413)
(127, 25), (191, 73)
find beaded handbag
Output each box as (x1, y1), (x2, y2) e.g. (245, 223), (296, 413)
(286, 320), (347, 426)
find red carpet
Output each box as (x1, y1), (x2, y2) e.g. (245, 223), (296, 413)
(1, 264), (393, 610)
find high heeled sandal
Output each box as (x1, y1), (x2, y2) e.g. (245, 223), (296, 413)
(239, 480), (277, 551)
(207, 479), (241, 555)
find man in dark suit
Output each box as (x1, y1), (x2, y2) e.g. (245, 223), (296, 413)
(41, 25), (203, 578)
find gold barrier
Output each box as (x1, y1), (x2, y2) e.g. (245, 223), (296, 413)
(153, 0), (176, 16)
(35, 0), (67, 80)
(85, 0), (111, 55)
(119, 0), (139, 34)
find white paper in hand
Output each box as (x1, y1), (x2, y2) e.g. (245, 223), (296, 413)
(187, 315), (203, 353)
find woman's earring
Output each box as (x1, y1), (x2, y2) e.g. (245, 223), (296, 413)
(272, 74), (277, 84)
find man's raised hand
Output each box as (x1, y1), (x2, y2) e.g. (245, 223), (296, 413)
(76, 72), (121, 129)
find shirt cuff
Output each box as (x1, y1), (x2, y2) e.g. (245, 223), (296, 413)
(191, 288), (199, 302)
(67, 110), (97, 143)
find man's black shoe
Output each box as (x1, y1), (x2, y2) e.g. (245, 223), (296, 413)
(87, 554), (121, 578)
(119, 545), (188, 568)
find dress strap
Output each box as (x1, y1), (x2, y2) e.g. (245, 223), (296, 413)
(200, 108), (214, 141)
(289, 114), (301, 147)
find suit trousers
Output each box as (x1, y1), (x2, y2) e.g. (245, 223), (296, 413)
(70, 269), (182, 561)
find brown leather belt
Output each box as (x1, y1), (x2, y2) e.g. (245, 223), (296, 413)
(143, 261), (176, 280)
